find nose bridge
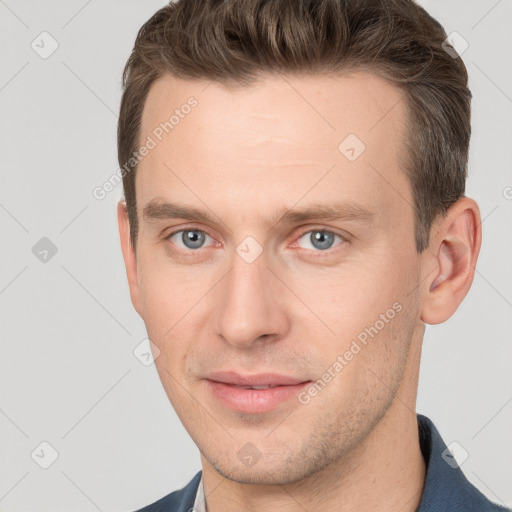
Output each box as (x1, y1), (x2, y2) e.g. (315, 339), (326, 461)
(214, 248), (288, 348)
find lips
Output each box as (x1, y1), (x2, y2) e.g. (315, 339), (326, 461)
(204, 371), (312, 413)
(205, 370), (308, 387)
(230, 384), (277, 389)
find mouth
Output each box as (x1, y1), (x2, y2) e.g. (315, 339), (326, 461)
(227, 384), (281, 389)
(204, 372), (312, 414)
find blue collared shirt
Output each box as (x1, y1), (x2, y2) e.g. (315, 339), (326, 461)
(136, 414), (510, 511)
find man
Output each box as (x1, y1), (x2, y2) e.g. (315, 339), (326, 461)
(117, 0), (509, 510)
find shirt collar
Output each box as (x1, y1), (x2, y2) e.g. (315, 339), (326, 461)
(193, 471), (207, 512)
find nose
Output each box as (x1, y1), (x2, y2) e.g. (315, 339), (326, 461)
(213, 249), (290, 349)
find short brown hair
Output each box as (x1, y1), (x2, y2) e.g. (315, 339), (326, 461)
(118, 0), (471, 253)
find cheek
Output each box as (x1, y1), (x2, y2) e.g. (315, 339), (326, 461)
(293, 257), (418, 388)
(136, 250), (204, 335)
(138, 274), (176, 338)
(298, 265), (405, 339)
(136, 254), (214, 386)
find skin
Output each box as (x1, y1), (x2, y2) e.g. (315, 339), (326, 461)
(118, 71), (481, 511)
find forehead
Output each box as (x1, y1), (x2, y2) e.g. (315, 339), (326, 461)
(140, 71), (407, 149)
(136, 71), (412, 227)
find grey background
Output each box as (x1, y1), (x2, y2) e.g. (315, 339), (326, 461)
(1, 0), (511, 510)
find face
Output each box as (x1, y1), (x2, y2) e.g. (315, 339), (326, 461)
(120, 71), (428, 484)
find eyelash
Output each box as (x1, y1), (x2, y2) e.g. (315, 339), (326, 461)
(164, 226), (347, 258)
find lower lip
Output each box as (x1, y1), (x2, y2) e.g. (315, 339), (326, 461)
(206, 380), (311, 414)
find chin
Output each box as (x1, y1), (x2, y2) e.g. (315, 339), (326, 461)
(214, 464), (297, 485)
(207, 448), (329, 486)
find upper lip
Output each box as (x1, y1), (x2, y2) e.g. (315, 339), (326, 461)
(205, 371), (310, 386)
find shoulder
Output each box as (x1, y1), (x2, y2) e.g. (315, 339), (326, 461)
(133, 471), (202, 512)
(417, 415), (510, 512)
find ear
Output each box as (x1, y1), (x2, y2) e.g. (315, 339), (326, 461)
(420, 197), (482, 325)
(117, 200), (143, 316)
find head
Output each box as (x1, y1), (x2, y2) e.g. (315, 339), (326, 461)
(117, 0), (481, 485)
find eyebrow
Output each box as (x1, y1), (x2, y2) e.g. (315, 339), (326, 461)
(142, 199), (376, 227)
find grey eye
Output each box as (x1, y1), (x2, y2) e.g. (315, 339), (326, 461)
(183, 230), (205, 249)
(169, 229), (211, 250)
(297, 230), (342, 251)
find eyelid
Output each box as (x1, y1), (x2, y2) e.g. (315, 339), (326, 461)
(164, 226), (208, 239)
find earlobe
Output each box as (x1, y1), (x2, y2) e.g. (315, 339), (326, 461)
(420, 198), (482, 325)
(117, 200), (143, 316)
